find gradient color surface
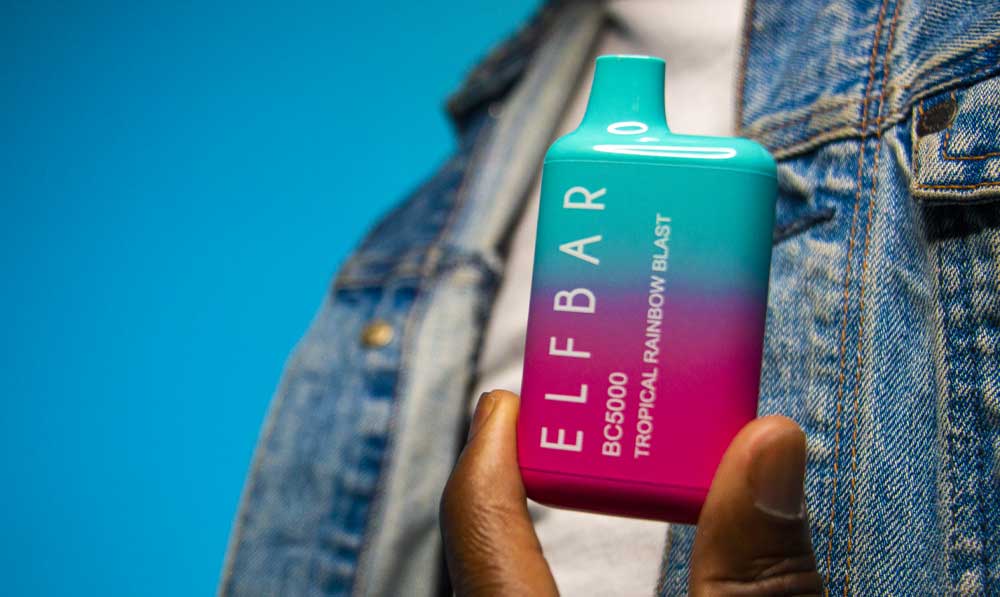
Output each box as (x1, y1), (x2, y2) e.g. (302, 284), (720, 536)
(518, 56), (776, 523)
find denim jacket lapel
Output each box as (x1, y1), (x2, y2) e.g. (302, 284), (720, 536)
(351, 4), (604, 596)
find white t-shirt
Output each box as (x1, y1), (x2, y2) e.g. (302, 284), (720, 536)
(471, 1), (743, 593)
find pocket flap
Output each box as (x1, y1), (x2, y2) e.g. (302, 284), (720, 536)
(912, 76), (1000, 204)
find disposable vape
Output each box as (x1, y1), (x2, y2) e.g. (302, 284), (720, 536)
(518, 55), (777, 524)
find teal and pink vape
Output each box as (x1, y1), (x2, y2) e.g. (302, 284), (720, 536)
(518, 55), (777, 524)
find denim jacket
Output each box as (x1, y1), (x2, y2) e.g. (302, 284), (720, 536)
(221, 1), (1000, 595)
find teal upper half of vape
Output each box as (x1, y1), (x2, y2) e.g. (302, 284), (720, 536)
(535, 55), (777, 294)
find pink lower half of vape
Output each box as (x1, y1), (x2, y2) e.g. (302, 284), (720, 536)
(518, 288), (766, 523)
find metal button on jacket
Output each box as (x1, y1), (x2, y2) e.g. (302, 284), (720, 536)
(360, 320), (394, 348)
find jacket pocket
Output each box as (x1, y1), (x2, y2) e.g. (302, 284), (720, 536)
(912, 75), (1000, 204)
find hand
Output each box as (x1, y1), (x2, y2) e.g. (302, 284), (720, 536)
(440, 390), (823, 596)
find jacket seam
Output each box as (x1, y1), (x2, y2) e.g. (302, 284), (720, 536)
(821, 0), (890, 589)
(750, 46), (1000, 160)
(347, 110), (498, 597)
(749, 38), (1000, 139)
(841, 1), (901, 592)
(936, 221), (991, 591)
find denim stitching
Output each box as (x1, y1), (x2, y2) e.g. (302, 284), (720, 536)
(977, 238), (997, 594)
(771, 68), (1000, 162)
(941, 131), (1000, 161)
(942, 230), (971, 591)
(822, 0), (890, 591)
(916, 181), (1000, 190)
(939, 92), (1000, 161)
(842, 2), (902, 593)
(941, 129), (1000, 161)
(350, 4), (601, 589)
(347, 110), (498, 597)
(967, 222), (993, 593)
(912, 90), (1000, 192)
(746, 48), (1000, 140)
(977, 327), (989, 597)
(931, 215), (998, 593)
(935, 235), (954, 587)
(748, 39), (1000, 160)
(879, 36), (1000, 106)
(750, 37), (1000, 139)
(916, 90), (1000, 164)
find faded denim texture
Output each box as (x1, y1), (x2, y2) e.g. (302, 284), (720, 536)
(662, 1), (1000, 594)
(222, 1), (1000, 595)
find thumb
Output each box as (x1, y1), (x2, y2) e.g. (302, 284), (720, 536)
(689, 415), (823, 596)
(439, 390), (558, 597)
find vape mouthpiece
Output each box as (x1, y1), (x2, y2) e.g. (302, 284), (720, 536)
(581, 55), (669, 133)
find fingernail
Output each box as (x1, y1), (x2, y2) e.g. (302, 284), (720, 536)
(749, 425), (807, 520)
(468, 392), (498, 441)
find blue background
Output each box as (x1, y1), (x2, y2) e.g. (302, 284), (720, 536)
(1, 1), (537, 594)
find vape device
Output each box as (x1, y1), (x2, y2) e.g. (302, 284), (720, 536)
(518, 55), (777, 524)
